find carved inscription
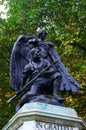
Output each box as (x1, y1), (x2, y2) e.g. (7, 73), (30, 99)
(36, 121), (73, 130)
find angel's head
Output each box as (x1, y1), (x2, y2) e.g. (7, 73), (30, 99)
(38, 29), (47, 41)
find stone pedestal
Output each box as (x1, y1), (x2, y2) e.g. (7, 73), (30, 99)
(2, 102), (86, 130)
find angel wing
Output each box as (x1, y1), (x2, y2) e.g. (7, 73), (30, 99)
(47, 42), (79, 93)
(10, 35), (31, 91)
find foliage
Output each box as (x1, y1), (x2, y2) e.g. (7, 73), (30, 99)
(0, 0), (86, 129)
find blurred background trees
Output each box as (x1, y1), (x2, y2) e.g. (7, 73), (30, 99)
(0, 0), (86, 129)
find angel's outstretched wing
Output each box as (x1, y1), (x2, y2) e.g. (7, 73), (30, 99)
(47, 42), (79, 93)
(10, 35), (31, 91)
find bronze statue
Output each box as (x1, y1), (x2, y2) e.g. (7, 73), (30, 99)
(8, 29), (79, 111)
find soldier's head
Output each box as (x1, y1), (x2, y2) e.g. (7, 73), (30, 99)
(31, 48), (41, 61)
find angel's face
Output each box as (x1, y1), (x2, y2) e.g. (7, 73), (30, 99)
(41, 31), (46, 39)
(38, 30), (47, 41)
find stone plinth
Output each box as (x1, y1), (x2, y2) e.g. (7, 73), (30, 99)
(2, 102), (86, 130)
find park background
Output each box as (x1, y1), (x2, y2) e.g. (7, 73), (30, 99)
(0, 0), (86, 129)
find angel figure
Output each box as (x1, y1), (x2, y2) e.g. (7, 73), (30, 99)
(9, 30), (79, 111)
